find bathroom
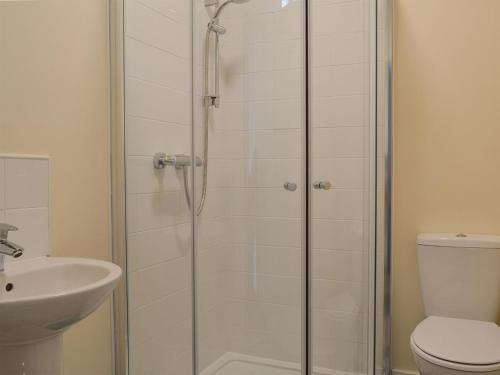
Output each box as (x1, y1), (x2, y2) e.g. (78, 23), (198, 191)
(0, 0), (498, 374)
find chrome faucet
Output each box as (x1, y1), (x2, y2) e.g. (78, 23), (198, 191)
(0, 224), (24, 272)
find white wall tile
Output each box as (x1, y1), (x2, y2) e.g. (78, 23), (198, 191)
(254, 130), (299, 159)
(129, 288), (191, 344)
(127, 191), (188, 234)
(313, 127), (366, 158)
(256, 218), (301, 247)
(249, 100), (301, 130)
(126, 117), (189, 157)
(128, 256), (190, 309)
(5, 158), (49, 209)
(255, 246), (302, 277)
(246, 301), (301, 334)
(313, 250), (363, 282)
(312, 1), (366, 35)
(312, 189), (364, 220)
(126, 78), (190, 125)
(313, 95), (367, 128)
(312, 220), (364, 251)
(312, 279), (364, 313)
(137, 0), (190, 23)
(255, 188), (301, 218)
(312, 64), (368, 97)
(126, 0), (190, 59)
(128, 223), (191, 271)
(0, 157), (49, 261)
(126, 37), (191, 93)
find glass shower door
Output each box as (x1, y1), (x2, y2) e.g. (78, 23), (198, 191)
(310, 0), (376, 373)
(193, 0), (307, 374)
(121, 0), (385, 373)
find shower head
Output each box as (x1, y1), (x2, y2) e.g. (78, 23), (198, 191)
(213, 0), (251, 19)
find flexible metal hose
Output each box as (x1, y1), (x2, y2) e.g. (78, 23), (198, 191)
(195, 27), (215, 216)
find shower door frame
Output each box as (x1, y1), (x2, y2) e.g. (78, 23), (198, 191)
(109, 0), (394, 373)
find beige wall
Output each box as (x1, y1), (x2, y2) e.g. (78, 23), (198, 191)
(0, 1), (113, 374)
(393, 0), (500, 371)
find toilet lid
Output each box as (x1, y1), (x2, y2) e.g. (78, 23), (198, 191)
(413, 317), (500, 366)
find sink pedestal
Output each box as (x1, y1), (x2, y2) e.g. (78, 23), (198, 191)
(0, 335), (63, 375)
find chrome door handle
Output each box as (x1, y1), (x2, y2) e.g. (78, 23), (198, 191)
(313, 181), (332, 190)
(284, 182), (297, 192)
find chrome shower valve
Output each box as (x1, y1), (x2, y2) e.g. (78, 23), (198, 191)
(153, 153), (203, 170)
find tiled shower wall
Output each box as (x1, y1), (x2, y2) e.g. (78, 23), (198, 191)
(125, 0), (373, 374)
(124, 1), (193, 374)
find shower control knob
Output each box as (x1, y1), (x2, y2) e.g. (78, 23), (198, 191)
(313, 181), (332, 190)
(153, 153), (168, 169)
(284, 182), (297, 192)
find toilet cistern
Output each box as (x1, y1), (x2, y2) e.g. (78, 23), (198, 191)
(411, 233), (500, 375)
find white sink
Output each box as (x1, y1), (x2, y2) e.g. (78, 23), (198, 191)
(0, 257), (122, 374)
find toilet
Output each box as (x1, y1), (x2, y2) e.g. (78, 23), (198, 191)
(411, 233), (500, 375)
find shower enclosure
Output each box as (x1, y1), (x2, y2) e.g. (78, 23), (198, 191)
(112, 0), (392, 374)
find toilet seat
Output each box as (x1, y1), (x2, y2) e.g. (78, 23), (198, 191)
(411, 316), (500, 372)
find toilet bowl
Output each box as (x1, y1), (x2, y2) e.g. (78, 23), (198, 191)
(411, 316), (500, 375)
(412, 234), (500, 375)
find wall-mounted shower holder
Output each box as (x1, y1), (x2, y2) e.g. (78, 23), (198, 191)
(205, 0), (218, 7)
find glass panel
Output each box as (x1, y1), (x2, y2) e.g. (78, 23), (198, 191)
(375, 0), (392, 374)
(121, 0), (387, 373)
(193, 0), (306, 374)
(310, 0), (376, 373)
(123, 1), (194, 374)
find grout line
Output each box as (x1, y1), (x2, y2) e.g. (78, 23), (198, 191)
(125, 113), (190, 127)
(135, 0), (188, 25)
(127, 75), (191, 96)
(125, 34), (190, 62)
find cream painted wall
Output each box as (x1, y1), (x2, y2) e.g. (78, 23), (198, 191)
(393, 0), (500, 371)
(0, 1), (113, 374)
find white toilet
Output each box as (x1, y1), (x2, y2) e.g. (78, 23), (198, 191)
(411, 233), (500, 375)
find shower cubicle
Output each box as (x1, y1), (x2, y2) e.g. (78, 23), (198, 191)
(113, 0), (392, 374)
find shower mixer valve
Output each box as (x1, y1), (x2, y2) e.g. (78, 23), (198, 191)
(153, 153), (203, 170)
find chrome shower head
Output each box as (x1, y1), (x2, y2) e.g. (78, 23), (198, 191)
(213, 0), (251, 19)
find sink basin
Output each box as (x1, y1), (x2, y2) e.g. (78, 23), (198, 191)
(0, 257), (121, 374)
(0, 257), (121, 345)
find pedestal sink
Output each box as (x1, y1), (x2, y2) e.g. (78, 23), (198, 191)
(0, 257), (122, 375)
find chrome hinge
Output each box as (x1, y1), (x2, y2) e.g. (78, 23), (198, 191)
(204, 95), (220, 108)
